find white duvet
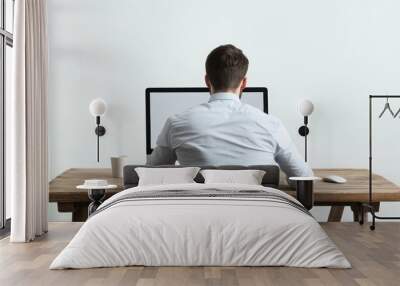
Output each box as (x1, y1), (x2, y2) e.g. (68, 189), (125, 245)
(50, 183), (351, 269)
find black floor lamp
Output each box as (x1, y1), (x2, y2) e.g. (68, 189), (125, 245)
(298, 100), (314, 162)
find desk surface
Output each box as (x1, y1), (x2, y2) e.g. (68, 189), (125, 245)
(49, 168), (400, 204)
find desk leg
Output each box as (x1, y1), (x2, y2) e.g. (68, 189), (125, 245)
(57, 202), (88, 222)
(351, 204), (364, 223)
(351, 202), (380, 224)
(72, 204), (89, 222)
(328, 206), (344, 222)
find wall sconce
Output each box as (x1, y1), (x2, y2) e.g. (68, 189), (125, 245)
(298, 100), (314, 162)
(89, 98), (107, 162)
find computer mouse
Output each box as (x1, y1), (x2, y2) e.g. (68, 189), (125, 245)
(323, 175), (347, 184)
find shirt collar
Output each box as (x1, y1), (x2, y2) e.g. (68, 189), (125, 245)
(209, 92), (241, 103)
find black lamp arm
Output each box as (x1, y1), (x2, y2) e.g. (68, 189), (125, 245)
(298, 116), (310, 137)
(298, 116), (310, 162)
(94, 116), (106, 162)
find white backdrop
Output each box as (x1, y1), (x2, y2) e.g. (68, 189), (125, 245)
(47, 0), (400, 221)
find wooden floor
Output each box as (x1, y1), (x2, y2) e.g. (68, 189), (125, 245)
(0, 223), (399, 286)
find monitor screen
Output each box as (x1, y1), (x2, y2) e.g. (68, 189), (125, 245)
(146, 87), (268, 154)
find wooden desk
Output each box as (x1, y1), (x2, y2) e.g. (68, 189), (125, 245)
(49, 168), (400, 222)
(49, 169), (123, 221)
(283, 169), (400, 222)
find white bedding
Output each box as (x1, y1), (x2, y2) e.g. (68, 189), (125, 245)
(50, 183), (351, 269)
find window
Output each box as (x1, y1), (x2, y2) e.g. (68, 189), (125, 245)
(0, 0), (13, 233)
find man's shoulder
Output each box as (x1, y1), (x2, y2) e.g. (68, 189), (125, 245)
(167, 101), (284, 129)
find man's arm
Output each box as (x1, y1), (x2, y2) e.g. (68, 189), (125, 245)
(273, 121), (313, 187)
(275, 144), (313, 180)
(148, 146), (177, 165)
(147, 118), (177, 165)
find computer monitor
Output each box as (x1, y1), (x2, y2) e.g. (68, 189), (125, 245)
(146, 87), (268, 154)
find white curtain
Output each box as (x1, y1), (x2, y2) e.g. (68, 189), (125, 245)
(9, 0), (48, 242)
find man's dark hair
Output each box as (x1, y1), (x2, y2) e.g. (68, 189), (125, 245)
(205, 44), (249, 92)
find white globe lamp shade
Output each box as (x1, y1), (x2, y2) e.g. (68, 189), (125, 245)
(89, 98), (107, 117)
(299, 100), (314, 116)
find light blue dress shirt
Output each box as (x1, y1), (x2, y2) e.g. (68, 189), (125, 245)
(149, 92), (313, 179)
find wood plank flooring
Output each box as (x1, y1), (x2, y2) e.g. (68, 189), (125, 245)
(0, 222), (399, 286)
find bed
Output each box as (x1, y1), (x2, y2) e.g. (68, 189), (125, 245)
(50, 165), (350, 269)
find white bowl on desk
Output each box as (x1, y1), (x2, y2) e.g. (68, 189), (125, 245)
(77, 179), (117, 190)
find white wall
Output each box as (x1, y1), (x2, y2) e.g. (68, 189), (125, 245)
(47, 0), (400, 221)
